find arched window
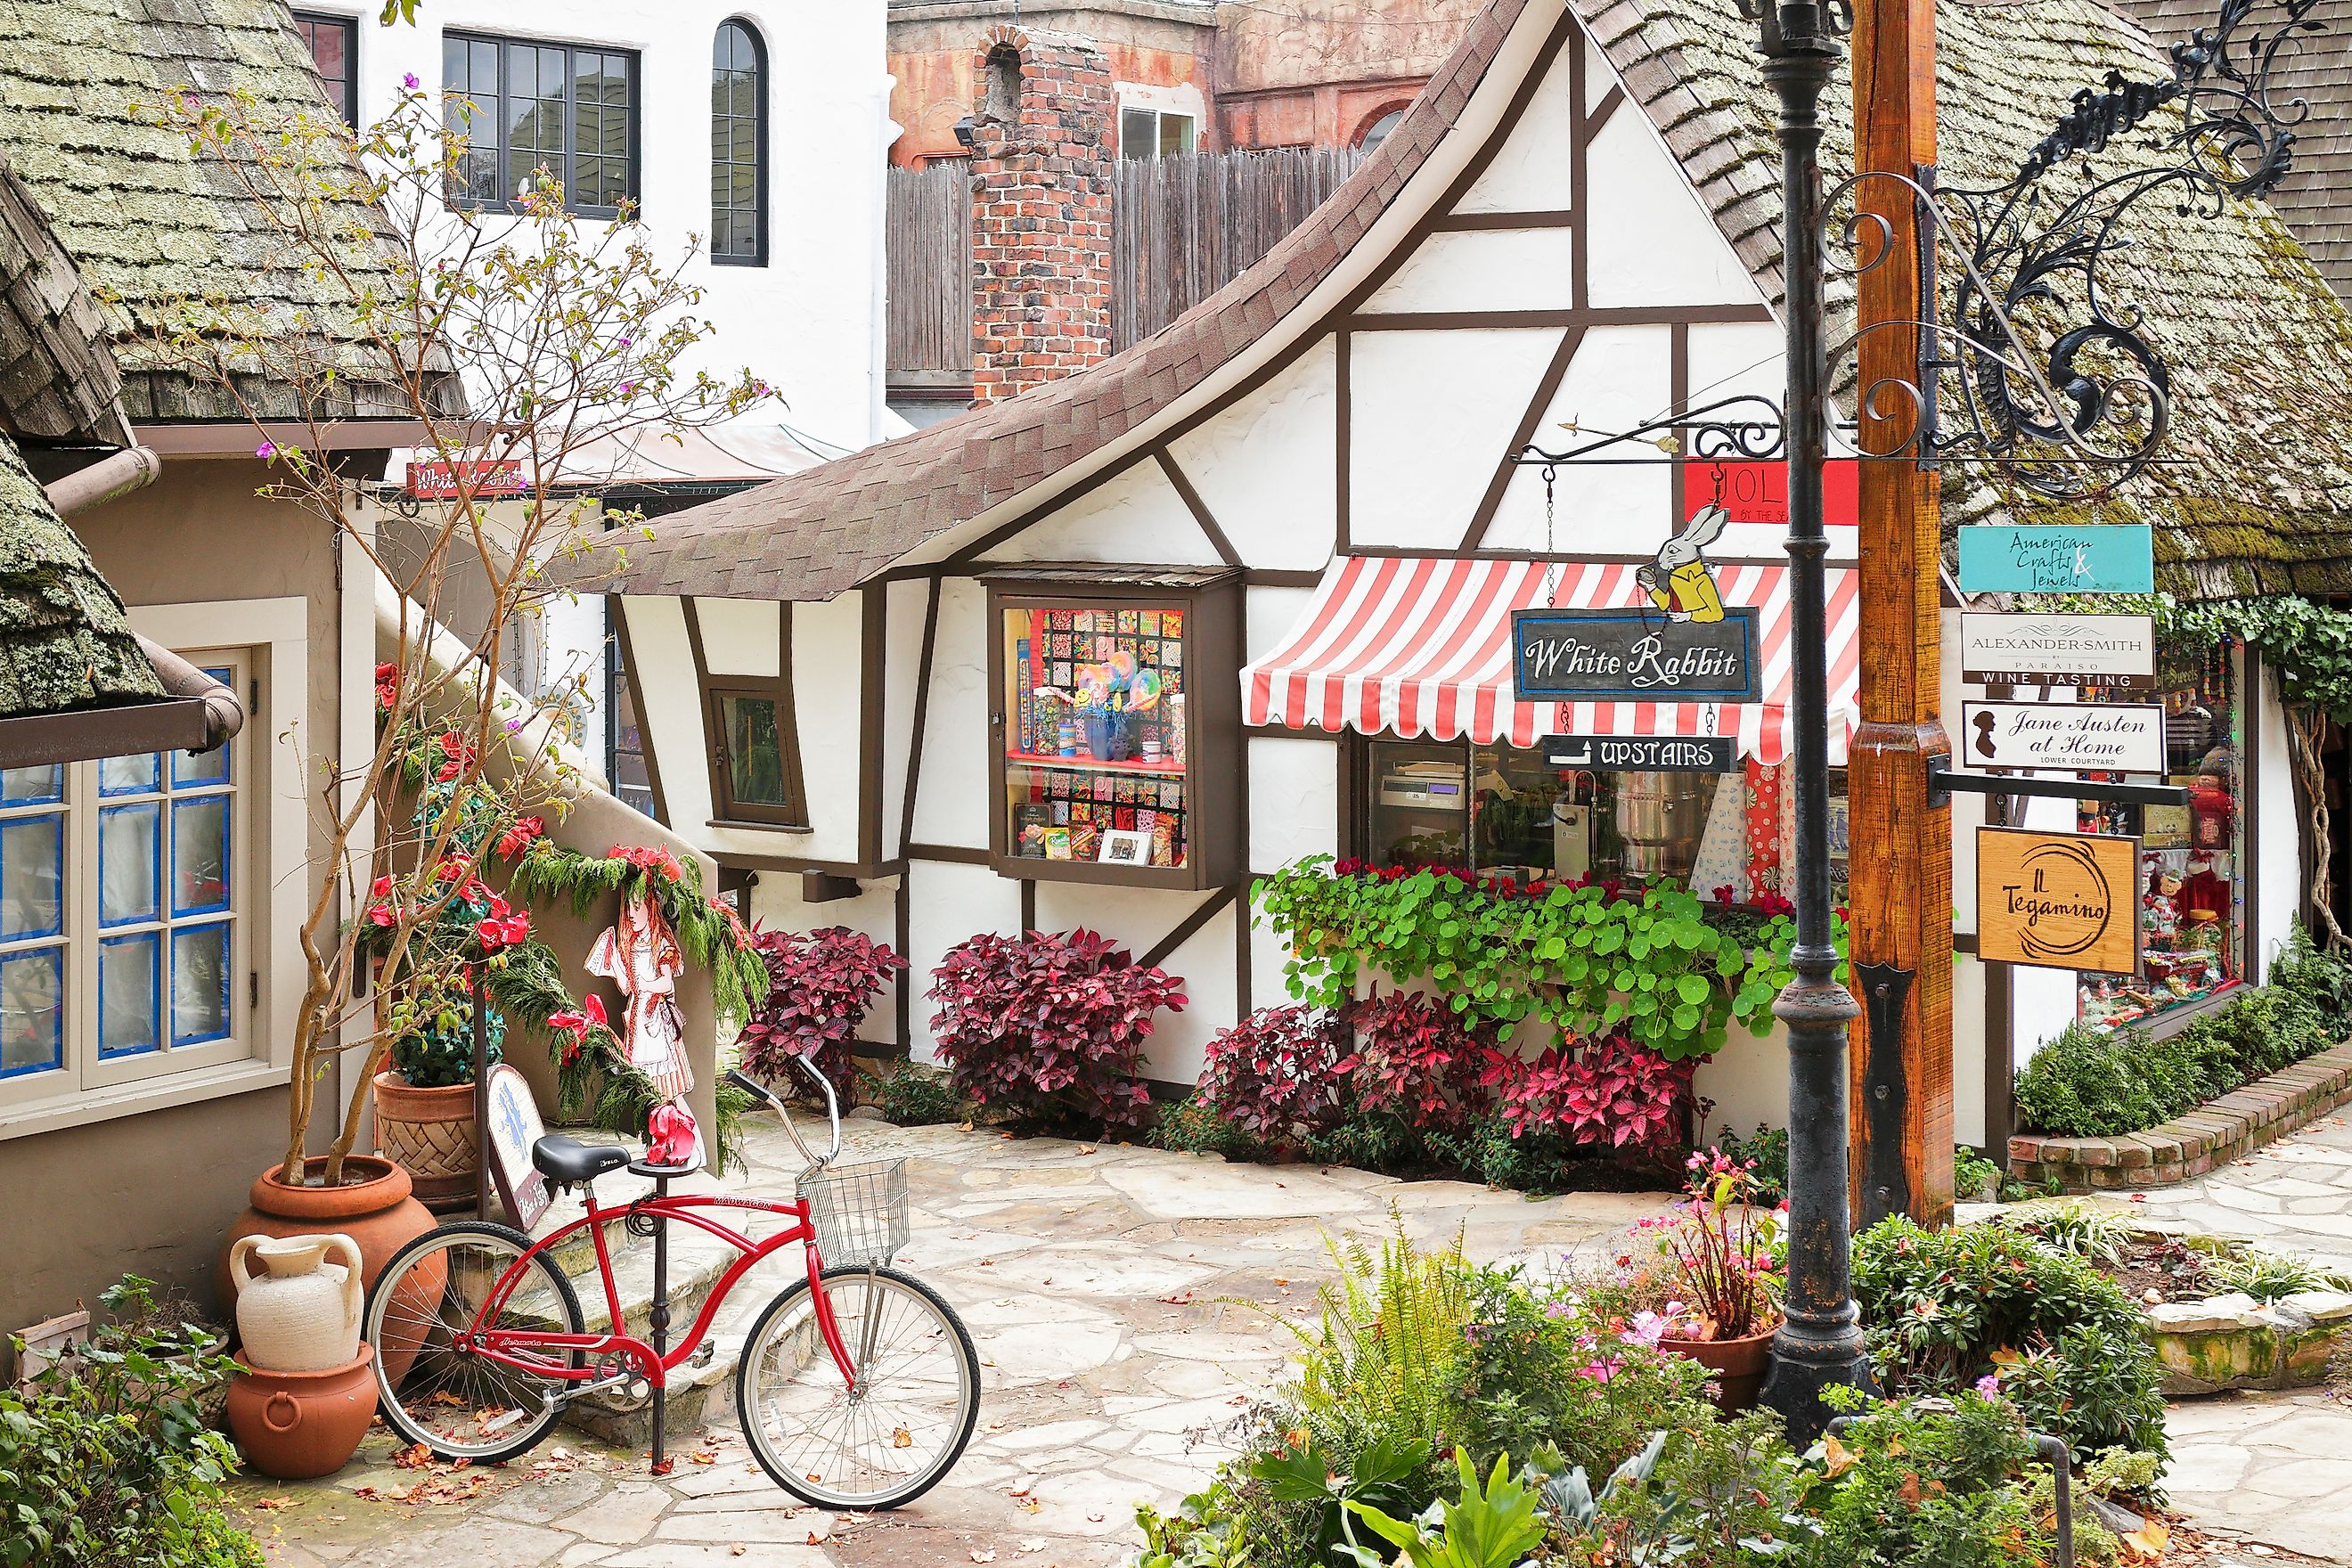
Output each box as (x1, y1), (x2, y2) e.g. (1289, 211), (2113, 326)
(1356, 106), (1408, 153)
(711, 20), (766, 265)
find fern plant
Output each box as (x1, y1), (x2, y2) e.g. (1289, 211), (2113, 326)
(1286, 1227), (1475, 1461)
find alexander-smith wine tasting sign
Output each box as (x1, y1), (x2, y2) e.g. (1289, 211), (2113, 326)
(1512, 608), (1762, 702)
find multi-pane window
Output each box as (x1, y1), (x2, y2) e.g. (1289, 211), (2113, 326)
(443, 32), (639, 216)
(711, 20), (766, 265)
(0, 662), (249, 1098)
(291, 11), (358, 127)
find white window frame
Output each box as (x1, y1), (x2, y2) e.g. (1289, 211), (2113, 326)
(0, 599), (306, 1140)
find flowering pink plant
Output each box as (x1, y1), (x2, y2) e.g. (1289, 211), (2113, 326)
(1629, 1147), (1784, 1341)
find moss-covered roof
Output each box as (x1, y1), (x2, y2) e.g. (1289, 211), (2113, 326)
(0, 429), (163, 716)
(0, 0), (457, 424)
(1578, 0), (2352, 600)
(0, 159), (132, 447)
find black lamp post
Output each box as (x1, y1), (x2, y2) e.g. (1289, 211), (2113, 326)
(1750, 0), (1876, 1441)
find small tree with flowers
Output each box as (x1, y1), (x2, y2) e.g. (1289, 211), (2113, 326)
(140, 79), (772, 1188)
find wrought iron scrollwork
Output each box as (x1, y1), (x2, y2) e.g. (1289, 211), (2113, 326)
(1507, 0), (2323, 501)
(1887, 0), (2325, 498)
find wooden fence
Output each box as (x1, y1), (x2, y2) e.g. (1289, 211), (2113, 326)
(1110, 145), (1362, 349)
(886, 163), (971, 377)
(885, 145), (1365, 379)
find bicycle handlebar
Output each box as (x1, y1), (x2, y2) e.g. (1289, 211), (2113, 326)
(725, 1060), (843, 1167)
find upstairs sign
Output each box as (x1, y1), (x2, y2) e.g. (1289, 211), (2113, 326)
(1512, 607), (1762, 702)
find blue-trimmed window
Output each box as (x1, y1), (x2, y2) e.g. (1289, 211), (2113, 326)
(1, 660), (247, 1098)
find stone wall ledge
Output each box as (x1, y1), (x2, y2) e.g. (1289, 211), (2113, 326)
(2008, 1041), (2352, 1193)
(2148, 1287), (2352, 1396)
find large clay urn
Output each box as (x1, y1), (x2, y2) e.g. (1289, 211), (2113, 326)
(226, 1346), (378, 1480)
(220, 1156), (442, 1388)
(229, 1233), (363, 1373)
(372, 1071), (481, 1213)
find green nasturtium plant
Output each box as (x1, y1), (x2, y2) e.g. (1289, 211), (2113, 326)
(1253, 856), (1844, 1062)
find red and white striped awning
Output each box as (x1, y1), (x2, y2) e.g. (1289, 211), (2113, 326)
(1240, 556), (1860, 765)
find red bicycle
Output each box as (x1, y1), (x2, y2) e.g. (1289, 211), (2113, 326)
(363, 1062), (981, 1509)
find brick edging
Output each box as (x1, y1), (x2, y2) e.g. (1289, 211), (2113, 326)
(2008, 1041), (2352, 1191)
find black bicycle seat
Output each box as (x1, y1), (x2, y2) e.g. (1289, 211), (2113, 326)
(533, 1135), (632, 1188)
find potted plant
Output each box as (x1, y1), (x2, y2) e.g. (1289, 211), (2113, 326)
(371, 893), (520, 1212)
(1633, 1147), (1785, 1409)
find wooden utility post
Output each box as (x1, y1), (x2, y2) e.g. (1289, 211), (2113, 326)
(1847, 0), (1955, 1229)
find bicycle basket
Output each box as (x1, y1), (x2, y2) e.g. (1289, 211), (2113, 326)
(798, 1157), (911, 1270)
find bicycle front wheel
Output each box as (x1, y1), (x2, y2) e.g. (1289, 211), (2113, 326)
(365, 1221), (584, 1464)
(737, 1264), (981, 1509)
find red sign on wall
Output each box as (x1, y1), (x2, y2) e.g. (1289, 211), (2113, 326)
(405, 459), (527, 499)
(1688, 459), (1859, 527)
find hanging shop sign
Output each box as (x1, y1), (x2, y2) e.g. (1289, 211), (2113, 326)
(482, 1064), (552, 1231)
(1959, 611), (2157, 689)
(1513, 608), (1761, 702)
(1541, 734), (1737, 772)
(1958, 699), (2167, 774)
(1689, 458), (1860, 527)
(406, 458), (527, 499)
(1956, 524), (2155, 593)
(1977, 827), (2141, 974)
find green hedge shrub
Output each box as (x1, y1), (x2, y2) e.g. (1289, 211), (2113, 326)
(1853, 1216), (2168, 1461)
(2013, 928), (2345, 1138)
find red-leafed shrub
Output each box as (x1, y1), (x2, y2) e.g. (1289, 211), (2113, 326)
(1482, 1032), (1698, 1156)
(1198, 1006), (1357, 1141)
(1345, 992), (1488, 1135)
(739, 926), (906, 1099)
(928, 928), (1185, 1131)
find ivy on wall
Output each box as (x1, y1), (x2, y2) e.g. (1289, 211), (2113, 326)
(1252, 856), (1844, 1061)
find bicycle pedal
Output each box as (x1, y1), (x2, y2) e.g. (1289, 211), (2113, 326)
(690, 1341), (716, 1369)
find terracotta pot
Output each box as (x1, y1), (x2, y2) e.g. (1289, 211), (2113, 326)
(219, 1156), (444, 1388)
(373, 1071), (482, 1212)
(1662, 1319), (1780, 1411)
(226, 1347), (379, 1480)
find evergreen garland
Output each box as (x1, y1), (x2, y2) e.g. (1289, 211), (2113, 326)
(504, 840), (770, 1017)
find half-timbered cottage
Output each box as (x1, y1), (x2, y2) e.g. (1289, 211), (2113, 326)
(561, 0), (2352, 1146)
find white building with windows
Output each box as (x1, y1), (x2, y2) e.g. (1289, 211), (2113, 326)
(289, 1), (896, 809)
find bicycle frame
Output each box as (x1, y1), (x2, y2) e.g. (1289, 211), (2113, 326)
(457, 1188), (861, 1394)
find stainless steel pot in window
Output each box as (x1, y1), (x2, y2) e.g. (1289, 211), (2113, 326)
(1617, 772), (1704, 878)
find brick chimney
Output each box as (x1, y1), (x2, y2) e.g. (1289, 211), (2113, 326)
(968, 26), (1114, 404)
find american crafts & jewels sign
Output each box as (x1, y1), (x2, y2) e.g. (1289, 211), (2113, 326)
(1956, 524), (2155, 593)
(1511, 608), (1762, 702)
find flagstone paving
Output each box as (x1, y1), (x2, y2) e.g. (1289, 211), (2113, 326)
(227, 1111), (1674, 1568)
(2125, 1112), (2352, 1274)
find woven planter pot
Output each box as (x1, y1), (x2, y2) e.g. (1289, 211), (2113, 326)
(372, 1072), (479, 1213)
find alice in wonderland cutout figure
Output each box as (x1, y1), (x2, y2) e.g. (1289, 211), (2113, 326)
(588, 893), (693, 1102)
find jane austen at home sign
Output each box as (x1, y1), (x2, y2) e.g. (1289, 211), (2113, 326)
(1960, 700), (2168, 774)
(1512, 608), (1761, 701)
(1977, 827), (2140, 974)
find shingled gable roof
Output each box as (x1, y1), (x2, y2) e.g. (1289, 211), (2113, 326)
(558, 0), (1537, 602)
(2123, 0), (2352, 305)
(0, 0), (460, 426)
(1576, 0), (2352, 599)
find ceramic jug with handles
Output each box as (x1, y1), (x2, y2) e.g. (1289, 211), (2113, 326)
(229, 1232), (364, 1373)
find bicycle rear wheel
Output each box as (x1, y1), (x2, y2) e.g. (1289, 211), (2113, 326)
(737, 1264), (980, 1509)
(365, 1221), (584, 1464)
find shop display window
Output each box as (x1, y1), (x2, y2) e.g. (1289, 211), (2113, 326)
(2076, 641), (2244, 1029)
(1359, 736), (1805, 904)
(984, 570), (1237, 889)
